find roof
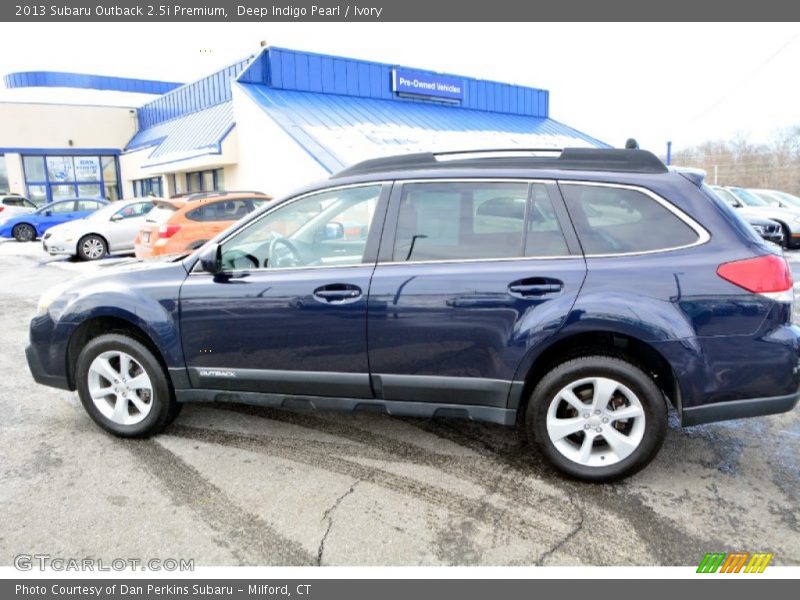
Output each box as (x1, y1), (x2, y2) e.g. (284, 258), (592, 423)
(239, 83), (608, 174)
(124, 102), (234, 166)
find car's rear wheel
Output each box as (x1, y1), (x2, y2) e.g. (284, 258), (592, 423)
(77, 235), (107, 261)
(75, 333), (179, 437)
(12, 223), (35, 242)
(525, 355), (667, 482)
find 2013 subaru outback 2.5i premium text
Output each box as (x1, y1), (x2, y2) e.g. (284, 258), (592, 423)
(26, 149), (800, 481)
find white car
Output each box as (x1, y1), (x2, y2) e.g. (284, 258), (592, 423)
(0, 194), (37, 224)
(42, 198), (155, 260)
(710, 185), (800, 249)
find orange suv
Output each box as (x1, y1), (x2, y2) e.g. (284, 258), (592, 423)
(134, 191), (271, 258)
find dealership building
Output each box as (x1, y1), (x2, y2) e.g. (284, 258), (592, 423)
(0, 46), (606, 204)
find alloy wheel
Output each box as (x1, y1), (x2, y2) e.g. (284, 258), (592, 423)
(87, 351), (153, 425)
(545, 376), (646, 468)
(82, 237), (105, 259)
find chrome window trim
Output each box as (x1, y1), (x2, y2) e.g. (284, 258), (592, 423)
(188, 181), (389, 276)
(557, 179), (711, 258)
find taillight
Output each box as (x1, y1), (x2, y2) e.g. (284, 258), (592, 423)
(0, 206), (4, 213)
(158, 224), (181, 238)
(717, 254), (794, 301)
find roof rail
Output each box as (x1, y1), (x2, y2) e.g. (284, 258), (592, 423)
(331, 148), (668, 178)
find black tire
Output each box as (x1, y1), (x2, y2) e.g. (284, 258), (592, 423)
(525, 355), (667, 482)
(12, 223), (36, 242)
(778, 223), (792, 250)
(77, 234), (108, 261)
(75, 333), (178, 437)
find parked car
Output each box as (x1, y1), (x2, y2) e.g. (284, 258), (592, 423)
(710, 185), (800, 248)
(43, 199), (155, 261)
(26, 149), (800, 481)
(0, 194), (37, 222)
(0, 198), (108, 242)
(134, 191), (271, 259)
(749, 188), (800, 211)
(744, 215), (784, 246)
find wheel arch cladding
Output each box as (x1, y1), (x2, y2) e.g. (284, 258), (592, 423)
(65, 312), (178, 391)
(512, 330), (679, 417)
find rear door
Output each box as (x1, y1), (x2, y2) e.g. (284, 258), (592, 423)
(367, 179), (587, 412)
(106, 201), (154, 251)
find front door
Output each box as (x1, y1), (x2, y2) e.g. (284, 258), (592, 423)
(179, 183), (389, 398)
(367, 180), (587, 409)
(106, 201), (153, 251)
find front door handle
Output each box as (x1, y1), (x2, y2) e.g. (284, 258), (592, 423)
(313, 283), (363, 304)
(508, 278), (564, 298)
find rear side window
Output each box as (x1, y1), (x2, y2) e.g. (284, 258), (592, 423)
(561, 184), (700, 255)
(392, 181), (568, 262)
(3, 198), (25, 207)
(76, 200), (102, 211)
(186, 199), (252, 222)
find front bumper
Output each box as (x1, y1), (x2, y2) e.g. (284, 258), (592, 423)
(42, 237), (73, 256)
(25, 344), (70, 390)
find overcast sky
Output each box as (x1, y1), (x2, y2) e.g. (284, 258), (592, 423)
(1, 22), (799, 154)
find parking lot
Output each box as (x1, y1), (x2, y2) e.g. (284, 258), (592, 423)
(1, 239), (798, 567)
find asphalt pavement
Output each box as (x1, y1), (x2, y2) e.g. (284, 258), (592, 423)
(1, 239), (798, 567)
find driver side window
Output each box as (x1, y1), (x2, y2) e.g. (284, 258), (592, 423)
(220, 185), (382, 271)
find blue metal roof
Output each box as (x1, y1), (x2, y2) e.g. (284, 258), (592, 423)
(124, 101), (234, 167)
(137, 57), (252, 129)
(239, 83), (608, 174)
(3, 71), (182, 95)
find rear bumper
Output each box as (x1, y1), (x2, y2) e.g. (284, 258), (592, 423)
(26, 344), (70, 390)
(682, 390), (800, 426)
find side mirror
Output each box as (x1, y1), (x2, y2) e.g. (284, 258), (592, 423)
(325, 221), (344, 240)
(45, 210), (52, 216)
(769, 200), (781, 208)
(197, 242), (222, 274)
(110, 214), (122, 222)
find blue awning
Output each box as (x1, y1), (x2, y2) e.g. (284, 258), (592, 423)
(238, 83), (608, 174)
(124, 102), (234, 167)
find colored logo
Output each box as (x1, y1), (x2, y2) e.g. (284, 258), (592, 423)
(697, 552), (773, 573)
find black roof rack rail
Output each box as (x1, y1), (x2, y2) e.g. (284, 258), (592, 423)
(331, 148), (668, 178)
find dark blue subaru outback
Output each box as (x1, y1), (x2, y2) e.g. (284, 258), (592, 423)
(26, 149), (800, 480)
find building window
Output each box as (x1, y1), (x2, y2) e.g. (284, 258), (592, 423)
(0, 155), (8, 194)
(185, 168), (225, 193)
(22, 153), (120, 205)
(132, 177), (163, 198)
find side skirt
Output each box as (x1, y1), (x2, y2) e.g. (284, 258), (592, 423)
(175, 389), (518, 426)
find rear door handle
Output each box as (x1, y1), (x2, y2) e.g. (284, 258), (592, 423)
(313, 283), (363, 304)
(508, 278), (564, 298)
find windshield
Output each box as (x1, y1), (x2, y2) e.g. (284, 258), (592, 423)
(729, 187), (768, 207)
(775, 191), (800, 208)
(146, 204), (178, 224)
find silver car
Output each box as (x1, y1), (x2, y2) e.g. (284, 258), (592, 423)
(710, 185), (800, 248)
(42, 198), (155, 260)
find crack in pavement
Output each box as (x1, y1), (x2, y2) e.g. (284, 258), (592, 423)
(317, 480), (361, 566)
(536, 490), (586, 566)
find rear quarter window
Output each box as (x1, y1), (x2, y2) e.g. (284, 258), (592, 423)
(561, 184), (700, 255)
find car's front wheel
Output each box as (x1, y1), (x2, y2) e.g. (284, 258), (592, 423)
(526, 355), (667, 482)
(77, 234), (107, 260)
(75, 333), (180, 437)
(12, 223), (36, 242)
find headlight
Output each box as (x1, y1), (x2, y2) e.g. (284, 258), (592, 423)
(752, 225), (765, 234)
(36, 282), (75, 319)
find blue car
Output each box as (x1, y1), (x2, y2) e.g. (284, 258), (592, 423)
(1, 198), (108, 242)
(25, 149), (800, 481)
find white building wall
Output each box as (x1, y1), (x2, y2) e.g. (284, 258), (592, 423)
(231, 83), (329, 198)
(0, 102), (137, 148)
(2, 153), (25, 195)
